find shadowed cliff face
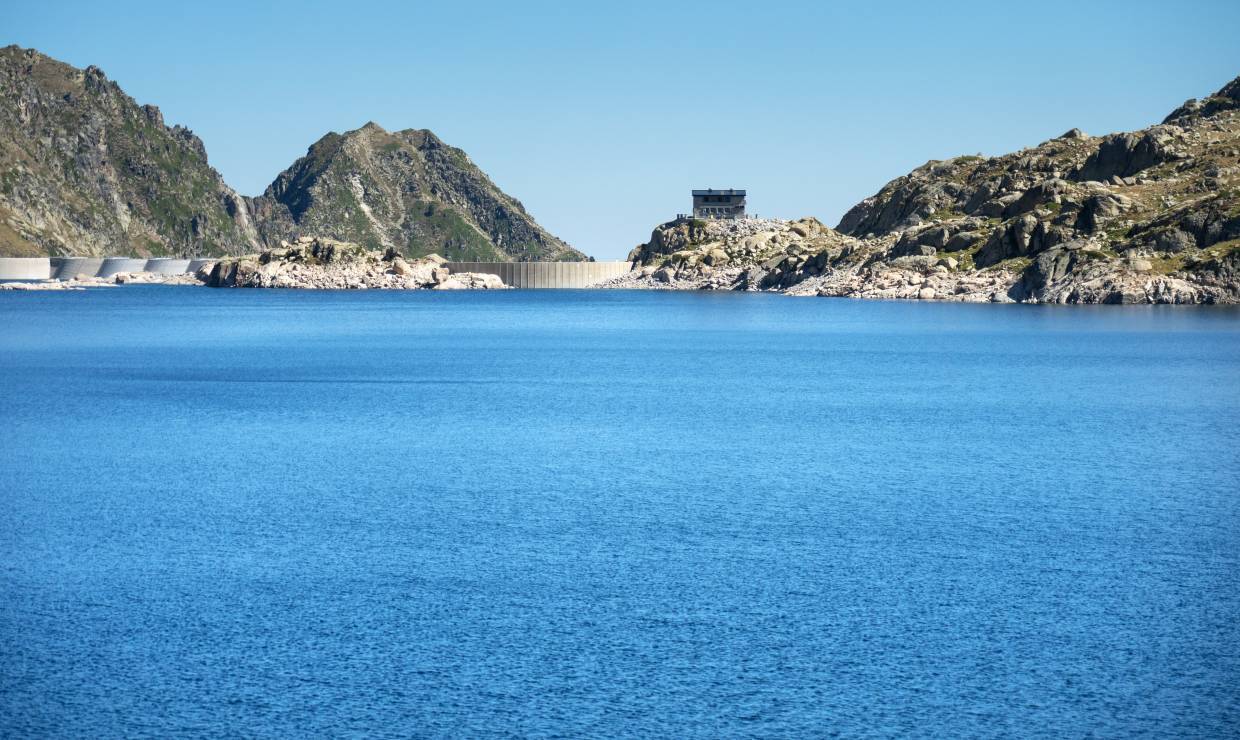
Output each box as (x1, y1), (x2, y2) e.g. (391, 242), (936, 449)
(0, 45), (263, 257)
(0, 46), (582, 261)
(247, 123), (584, 262)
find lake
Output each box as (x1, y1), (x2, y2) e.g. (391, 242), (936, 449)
(1, 287), (1238, 736)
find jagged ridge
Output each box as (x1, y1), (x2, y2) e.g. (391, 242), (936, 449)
(0, 45), (262, 257)
(0, 46), (580, 261)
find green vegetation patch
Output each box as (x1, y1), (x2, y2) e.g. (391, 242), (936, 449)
(950, 243), (982, 271)
(1148, 253), (1189, 275)
(403, 200), (503, 261)
(1102, 223), (1134, 245)
(927, 208), (965, 222)
(987, 256), (1032, 273)
(0, 218), (41, 256)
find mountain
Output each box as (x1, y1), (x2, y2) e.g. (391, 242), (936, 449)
(250, 123), (583, 261)
(0, 45), (262, 257)
(0, 46), (581, 261)
(625, 74), (1240, 303)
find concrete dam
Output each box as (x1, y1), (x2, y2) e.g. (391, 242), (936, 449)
(0, 257), (212, 281)
(2, 257), (635, 288)
(446, 261), (633, 289)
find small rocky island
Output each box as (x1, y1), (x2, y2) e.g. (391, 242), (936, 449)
(205, 237), (504, 290)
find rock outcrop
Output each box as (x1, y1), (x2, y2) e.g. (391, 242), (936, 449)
(205, 235), (505, 290)
(615, 73), (1240, 304)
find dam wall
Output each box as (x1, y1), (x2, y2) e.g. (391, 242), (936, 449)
(51, 257), (105, 280)
(98, 257), (149, 278)
(6, 256), (210, 281)
(0, 258), (52, 281)
(145, 258), (193, 274)
(5, 256), (624, 289)
(446, 261), (634, 289)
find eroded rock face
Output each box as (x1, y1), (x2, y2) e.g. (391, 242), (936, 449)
(206, 236), (506, 290)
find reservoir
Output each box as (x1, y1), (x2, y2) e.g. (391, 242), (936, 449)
(1, 288), (1238, 736)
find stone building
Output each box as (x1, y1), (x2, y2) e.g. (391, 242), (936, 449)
(692, 189), (746, 219)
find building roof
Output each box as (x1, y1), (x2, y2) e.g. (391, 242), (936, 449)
(692, 189), (746, 196)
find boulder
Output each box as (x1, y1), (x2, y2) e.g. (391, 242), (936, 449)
(981, 192), (1022, 218)
(1072, 130), (1176, 182)
(889, 255), (939, 272)
(433, 272), (505, 290)
(1152, 228), (1197, 253)
(738, 266), (767, 291)
(944, 231), (983, 252)
(789, 218), (827, 238)
(975, 215), (1041, 266)
(207, 260), (239, 287)
(1003, 179), (1070, 218)
(1074, 193), (1129, 233)
(1018, 246), (1078, 298)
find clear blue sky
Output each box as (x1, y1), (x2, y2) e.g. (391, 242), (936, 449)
(6, 0), (1239, 258)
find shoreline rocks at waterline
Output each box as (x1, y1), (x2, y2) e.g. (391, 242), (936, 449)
(206, 236), (506, 290)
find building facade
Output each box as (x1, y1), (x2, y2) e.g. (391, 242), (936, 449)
(692, 189), (746, 219)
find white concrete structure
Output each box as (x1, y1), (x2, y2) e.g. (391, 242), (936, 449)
(144, 258), (192, 274)
(445, 261), (634, 288)
(98, 257), (149, 278)
(0, 258), (51, 281)
(51, 257), (105, 280)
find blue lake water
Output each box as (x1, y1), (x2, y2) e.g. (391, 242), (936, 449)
(1, 287), (1239, 737)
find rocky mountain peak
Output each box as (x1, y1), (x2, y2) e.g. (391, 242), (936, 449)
(250, 122), (582, 261)
(0, 45), (261, 256)
(0, 47), (580, 261)
(826, 71), (1240, 302)
(1163, 74), (1240, 123)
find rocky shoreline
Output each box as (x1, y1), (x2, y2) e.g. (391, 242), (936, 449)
(1, 236), (511, 291)
(205, 236), (505, 290)
(606, 75), (1240, 305)
(0, 271), (205, 290)
(602, 216), (1230, 304)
